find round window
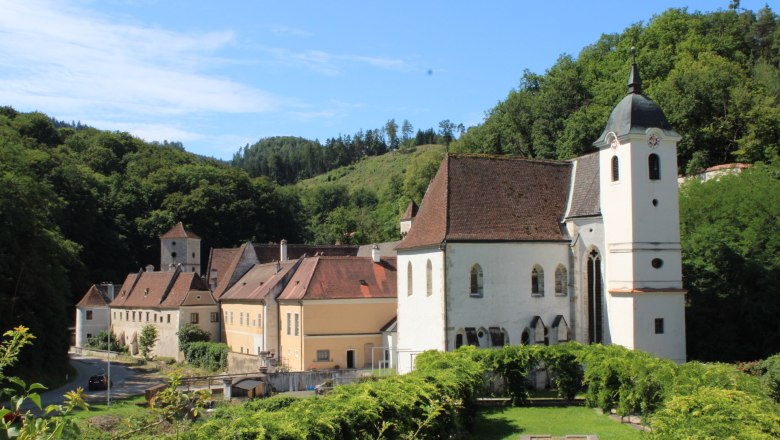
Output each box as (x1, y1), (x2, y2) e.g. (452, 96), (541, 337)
(651, 258), (663, 268)
(171, 252), (177, 258)
(652, 199), (658, 207)
(477, 331), (484, 338)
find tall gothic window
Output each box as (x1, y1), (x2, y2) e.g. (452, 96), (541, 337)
(426, 260), (433, 296)
(649, 154), (660, 180)
(611, 156), (620, 182)
(407, 262), (413, 296)
(470, 264), (483, 297)
(554, 265), (567, 295)
(531, 265), (544, 296)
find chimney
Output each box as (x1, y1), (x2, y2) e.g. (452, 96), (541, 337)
(371, 243), (381, 263)
(210, 269), (218, 291)
(280, 239), (288, 262)
(106, 284), (115, 300)
(275, 261), (281, 273)
(145, 264), (154, 272)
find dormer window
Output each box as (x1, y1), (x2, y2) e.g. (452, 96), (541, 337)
(611, 156), (619, 182)
(649, 154), (660, 180)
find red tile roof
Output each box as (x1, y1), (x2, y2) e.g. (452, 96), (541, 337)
(278, 256), (397, 301)
(109, 269), (210, 309)
(205, 248), (240, 287)
(76, 285), (110, 308)
(401, 201), (418, 221)
(220, 260), (300, 302)
(160, 222), (201, 239)
(212, 242), (258, 299)
(397, 154), (572, 250)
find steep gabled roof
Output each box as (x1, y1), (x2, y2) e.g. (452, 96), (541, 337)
(278, 256), (397, 301)
(220, 260), (300, 302)
(205, 248), (240, 287)
(565, 152), (601, 218)
(111, 270), (178, 308)
(397, 154), (572, 250)
(160, 222), (201, 239)
(76, 285), (111, 308)
(161, 272), (211, 307)
(401, 201), (418, 221)
(212, 242), (258, 299)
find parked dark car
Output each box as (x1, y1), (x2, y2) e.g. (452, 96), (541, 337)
(88, 373), (112, 391)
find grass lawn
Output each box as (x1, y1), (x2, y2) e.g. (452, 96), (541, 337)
(467, 406), (645, 440)
(65, 395), (149, 421)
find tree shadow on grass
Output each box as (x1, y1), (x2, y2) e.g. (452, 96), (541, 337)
(465, 407), (525, 440)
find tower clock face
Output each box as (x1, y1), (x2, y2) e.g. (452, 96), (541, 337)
(648, 134), (660, 148)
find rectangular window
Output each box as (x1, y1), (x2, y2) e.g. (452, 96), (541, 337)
(132, 311), (136, 321)
(167, 314), (171, 323)
(146, 312), (150, 322)
(210, 312), (219, 323)
(224, 310), (228, 323)
(294, 313), (299, 336)
(286, 313), (291, 335)
(125, 311), (129, 321)
(258, 313), (262, 328)
(191, 313), (199, 324)
(230, 311), (234, 324)
(154, 313), (157, 322)
(654, 318), (664, 334)
(86, 310), (93, 320)
(240, 312), (243, 326)
(317, 350), (330, 362)
(87, 333), (92, 339)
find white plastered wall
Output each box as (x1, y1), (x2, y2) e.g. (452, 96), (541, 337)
(396, 247), (445, 373)
(75, 306), (110, 347)
(445, 242), (571, 351)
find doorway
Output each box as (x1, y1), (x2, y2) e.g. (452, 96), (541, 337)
(346, 349), (356, 369)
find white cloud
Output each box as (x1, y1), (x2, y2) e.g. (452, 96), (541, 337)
(0, 0), (288, 118)
(258, 46), (409, 76)
(270, 25), (312, 38)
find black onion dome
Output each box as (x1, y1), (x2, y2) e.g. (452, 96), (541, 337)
(595, 53), (678, 145)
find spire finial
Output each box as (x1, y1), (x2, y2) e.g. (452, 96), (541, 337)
(627, 47), (642, 95)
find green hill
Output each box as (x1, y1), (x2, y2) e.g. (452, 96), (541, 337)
(292, 144), (445, 245)
(296, 144), (445, 195)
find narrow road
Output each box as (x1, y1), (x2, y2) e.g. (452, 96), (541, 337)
(19, 354), (165, 411)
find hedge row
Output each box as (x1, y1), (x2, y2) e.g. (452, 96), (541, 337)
(187, 347), (485, 439)
(462, 343), (780, 439)
(184, 342), (228, 371)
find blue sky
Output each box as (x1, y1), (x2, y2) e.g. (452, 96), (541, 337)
(0, 0), (772, 159)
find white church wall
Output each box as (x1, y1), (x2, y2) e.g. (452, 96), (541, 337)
(444, 242), (570, 350)
(607, 294), (635, 349)
(397, 247), (446, 373)
(633, 292), (686, 363)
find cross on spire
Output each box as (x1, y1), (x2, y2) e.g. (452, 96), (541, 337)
(627, 47), (642, 95)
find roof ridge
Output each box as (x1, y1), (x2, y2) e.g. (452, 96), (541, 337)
(447, 152), (569, 166)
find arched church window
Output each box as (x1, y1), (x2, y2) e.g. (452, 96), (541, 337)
(407, 262), (413, 296)
(611, 156), (619, 182)
(649, 154), (660, 180)
(426, 259), (433, 296)
(531, 265), (544, 296)
(555, 265), (567, 295)
(470, 264), (483, 297)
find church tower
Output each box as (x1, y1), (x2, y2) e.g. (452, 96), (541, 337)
(160, 222), (201, 274)
(594, 49), (686, 363)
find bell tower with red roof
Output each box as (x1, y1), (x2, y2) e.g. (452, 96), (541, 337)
(160, 222), (201, 274)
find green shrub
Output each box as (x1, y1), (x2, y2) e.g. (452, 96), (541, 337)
(177, 323), (211, 354)
(184, 342), (227, 371)
(190, 348), (486, 439)
(479, 344), (542, 405)
(761, 354), (780, 403)
(542, 343), (584, 400)
(649, 387), (780, 439)
(672, 361), (765, 398)
(86, 330), (121, 352)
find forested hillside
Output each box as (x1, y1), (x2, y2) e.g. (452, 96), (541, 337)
(0, 108), (303, 380)
(453, 4), (780, 174)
